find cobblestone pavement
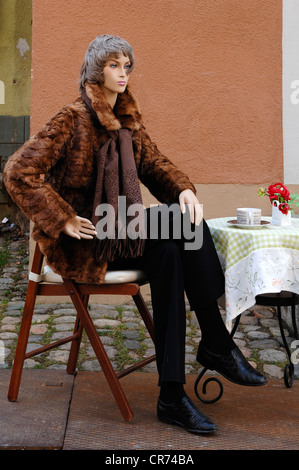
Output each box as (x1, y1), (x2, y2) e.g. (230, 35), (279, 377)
(0, 223), (298, 382)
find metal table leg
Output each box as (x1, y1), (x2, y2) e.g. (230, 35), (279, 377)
(255, 292), (299, 389)
(276, 295), (299, 387)
(194, 291), (299, 403)
(194, 314), (241, 404)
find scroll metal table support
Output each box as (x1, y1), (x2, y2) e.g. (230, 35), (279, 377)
(194, 291), (299, 403)
(194, 314), (241, 404)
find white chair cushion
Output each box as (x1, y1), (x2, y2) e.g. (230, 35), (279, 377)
(39, 265), (147, 284)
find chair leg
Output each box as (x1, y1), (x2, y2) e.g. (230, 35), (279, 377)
(63, 278), (134, 421)
(7, 280), (38, 401)
(66, 314), (83, 375)
(66, 295), (88, 375)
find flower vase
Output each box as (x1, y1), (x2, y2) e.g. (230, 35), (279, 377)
(271, 200), (291, 226)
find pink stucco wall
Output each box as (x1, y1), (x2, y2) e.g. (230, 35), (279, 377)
(31, 0), (282, 185)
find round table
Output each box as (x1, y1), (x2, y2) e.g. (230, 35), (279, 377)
(194, 216), (299, 402)
(207, 216), (299, 323)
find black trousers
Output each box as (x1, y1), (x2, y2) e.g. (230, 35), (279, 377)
(108, 205), (225, 384)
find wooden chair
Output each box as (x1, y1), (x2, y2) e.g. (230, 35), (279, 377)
(7, 243), (156, 421)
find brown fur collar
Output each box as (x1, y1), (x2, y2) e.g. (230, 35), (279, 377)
(84, 83), (142, 131)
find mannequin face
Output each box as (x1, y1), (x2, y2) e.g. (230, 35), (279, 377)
(102, 53), (131, 97)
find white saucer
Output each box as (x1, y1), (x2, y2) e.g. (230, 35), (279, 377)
(227, 219), (271, 229)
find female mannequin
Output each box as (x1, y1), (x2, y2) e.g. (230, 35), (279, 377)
(3, 35), (266, 435)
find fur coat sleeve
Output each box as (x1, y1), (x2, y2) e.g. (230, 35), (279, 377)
(3, 108), (77, 239)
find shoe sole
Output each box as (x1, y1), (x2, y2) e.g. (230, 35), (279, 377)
(157, 413), (218, 434)
(197, 354), (267, 387)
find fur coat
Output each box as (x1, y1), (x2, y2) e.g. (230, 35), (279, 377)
(3, 84), (196, 283)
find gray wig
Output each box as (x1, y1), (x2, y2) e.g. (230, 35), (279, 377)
(79, 35), (135, 92)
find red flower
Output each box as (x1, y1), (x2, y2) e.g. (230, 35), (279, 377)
(269, 194), (278, 202)
(259, 182), (299, 214)
(267, 183), (290, 202)
(279, 203), (290, 215)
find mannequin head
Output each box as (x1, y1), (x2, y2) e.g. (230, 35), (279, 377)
(79, 35), (134, 92)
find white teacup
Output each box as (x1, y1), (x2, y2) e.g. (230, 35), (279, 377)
(237, 208), (261, 225)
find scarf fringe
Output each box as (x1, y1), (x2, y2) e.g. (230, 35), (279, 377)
(91, 236), (145, 263)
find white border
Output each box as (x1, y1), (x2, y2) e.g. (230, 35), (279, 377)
(283, 0), (299, 184)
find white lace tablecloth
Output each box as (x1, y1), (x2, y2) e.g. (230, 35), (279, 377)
(207, 217), (299, 323)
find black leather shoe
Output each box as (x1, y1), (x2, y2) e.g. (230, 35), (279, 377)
(197, 344), (267, 386)
(157, 395), (218, 434)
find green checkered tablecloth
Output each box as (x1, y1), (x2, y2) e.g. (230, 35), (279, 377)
(207, 216), (299, 321)
(207, 217), (299, 269)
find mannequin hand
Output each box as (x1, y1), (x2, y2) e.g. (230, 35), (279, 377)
(62, 216), (97, 240)
(179, 189), (203, 226)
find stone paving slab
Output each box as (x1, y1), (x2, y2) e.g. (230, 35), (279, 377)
(63, 372), (299, 451)
(0, 369), (74, 449)
(0, 365), (298, 450)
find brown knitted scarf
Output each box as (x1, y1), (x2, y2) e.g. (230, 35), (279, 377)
(82, 90), (145, 262)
